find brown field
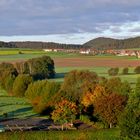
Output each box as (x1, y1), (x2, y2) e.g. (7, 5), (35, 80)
(54, 57), (140, 67)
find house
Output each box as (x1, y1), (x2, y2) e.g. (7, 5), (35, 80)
(80, 49), (91, 54)
(43, 49), (53, 52)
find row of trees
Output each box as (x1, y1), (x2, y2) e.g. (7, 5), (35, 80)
(0, 55), (55, 96)
(108, 66), (140, 76)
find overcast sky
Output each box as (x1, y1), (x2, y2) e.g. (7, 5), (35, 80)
(0, 0), (140, 44)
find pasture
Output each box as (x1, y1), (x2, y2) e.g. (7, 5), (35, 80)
(0, 88), (37, 119)
(0, 129), (123, 140)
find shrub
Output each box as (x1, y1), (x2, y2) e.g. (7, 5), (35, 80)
(108, 67), (119, 76)
(13, 74), (33, 97)
(134, 66), (140, 74)
(122, 67), (129, 75)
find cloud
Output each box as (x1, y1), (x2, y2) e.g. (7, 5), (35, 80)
(0, 0), (139, 40)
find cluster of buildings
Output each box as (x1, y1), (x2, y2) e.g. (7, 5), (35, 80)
(43, 48), (140, 58)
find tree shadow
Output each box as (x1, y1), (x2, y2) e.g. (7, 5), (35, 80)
(0, 107), (37, 119)
(55, 72), (67, 79)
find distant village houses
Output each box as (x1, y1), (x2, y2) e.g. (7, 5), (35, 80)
(43, 48), (140, 58)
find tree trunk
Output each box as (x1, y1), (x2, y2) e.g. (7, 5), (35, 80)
(110, 123), (112, 128)
(61, 124), (64, 131)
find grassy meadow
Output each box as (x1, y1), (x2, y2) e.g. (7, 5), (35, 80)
(0, 129), (126, 140)
(0, 87), (37, 119)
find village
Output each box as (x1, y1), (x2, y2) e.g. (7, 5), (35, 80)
(43, 48), (140, 58)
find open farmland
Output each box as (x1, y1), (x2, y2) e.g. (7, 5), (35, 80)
(0, 49), (140, 118)
(0, 49), (140, 84)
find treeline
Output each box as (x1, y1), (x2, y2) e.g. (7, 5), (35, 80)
(84, 36), (140, 50)
(0, 41), (83, 49)
(0, 41), (16, 48)
(0, 55), (55, 95)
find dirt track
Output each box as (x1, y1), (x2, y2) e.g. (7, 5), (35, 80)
(54, 58), (140, 67)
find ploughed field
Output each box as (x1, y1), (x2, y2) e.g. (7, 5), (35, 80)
(0, 49), (140, 67)
(54, 57), (140, 67)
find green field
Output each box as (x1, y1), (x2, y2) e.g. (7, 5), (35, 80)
(0, 48), (138, 62)
(54, 66), (140, 87)
(0, 129), (126, 140)
(0, 88), (37, 119)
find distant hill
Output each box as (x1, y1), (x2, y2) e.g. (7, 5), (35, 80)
(84, 37), (140, 50)
(0, 41), (82, 50)
(1, 36), (140, 50)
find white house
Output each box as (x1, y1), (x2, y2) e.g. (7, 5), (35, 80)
(80, 49), (91, 54)
(43, 49), (53, 52)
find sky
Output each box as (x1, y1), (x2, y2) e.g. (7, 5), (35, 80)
(0, 0), (140, 44)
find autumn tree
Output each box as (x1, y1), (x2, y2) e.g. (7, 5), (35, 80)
(94, 93), (127, 128)
(59, 70), (98, 103)
(51, 99), (77, 130)
(81, 85), (106, 107)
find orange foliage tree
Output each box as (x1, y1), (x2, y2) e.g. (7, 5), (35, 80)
(94, 93), (127, 128)
(51, 99), (78, 127)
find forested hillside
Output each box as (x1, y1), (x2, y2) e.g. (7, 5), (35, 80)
(84, 36), (140, 50)
(0, 41), (82, 49)
(1, 36), (140, 50)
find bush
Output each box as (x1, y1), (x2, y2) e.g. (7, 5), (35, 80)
(13, 74), (33, 97)
(134, 66), (140, 74)
(122, 67), (129, 75)
(108, 67), (119, 76)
